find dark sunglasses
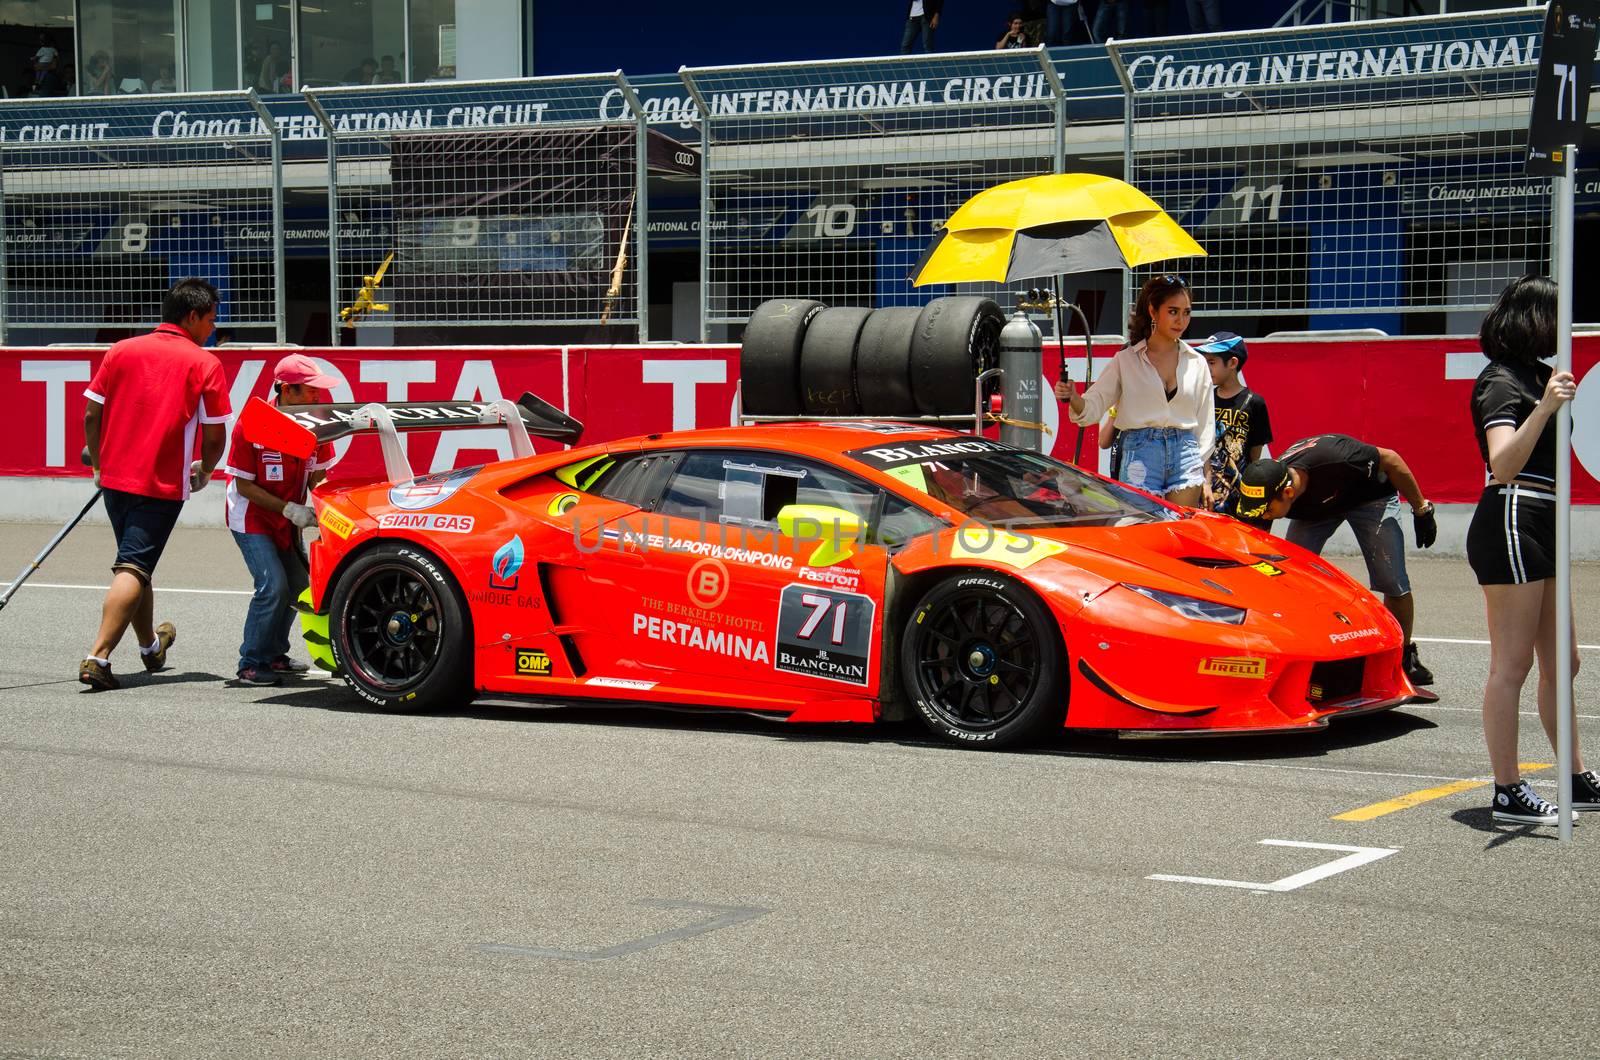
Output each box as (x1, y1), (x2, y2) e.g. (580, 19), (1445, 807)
(1157, 274), (1189, 287)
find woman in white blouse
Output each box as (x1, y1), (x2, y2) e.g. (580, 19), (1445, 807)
(1055, 276), (1214, 507)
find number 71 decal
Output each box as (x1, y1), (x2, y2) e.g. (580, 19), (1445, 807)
(775, 584), (875, 686)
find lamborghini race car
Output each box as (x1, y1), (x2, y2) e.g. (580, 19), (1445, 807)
(286, 397), (1428, 748)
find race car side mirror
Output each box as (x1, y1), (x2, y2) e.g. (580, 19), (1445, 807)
(776, 504), (863, 568)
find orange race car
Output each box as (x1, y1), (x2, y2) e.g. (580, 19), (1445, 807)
(277, 396), (1432, 749)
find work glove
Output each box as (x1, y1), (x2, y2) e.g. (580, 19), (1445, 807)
(189, 460), (212, 493)
(283, 502), (316, 529)
(1412, 502), (1437, 549)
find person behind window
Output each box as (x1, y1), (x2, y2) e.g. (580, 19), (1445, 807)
(150, 64), (176, 93)
(255, 41), (286, 94)
(900, 0), (942, 54)
(84, 50), (112, 95)
(371, 54), (402, 84)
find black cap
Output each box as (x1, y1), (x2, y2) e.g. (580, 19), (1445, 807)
(1236, 458), (1290, 519)
(1193, 331), (1247, 366)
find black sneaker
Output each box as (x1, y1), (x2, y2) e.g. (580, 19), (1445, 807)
(1492, 781), (1558, 824)
(1403, 642), (1435, 686)
(234, 667), (282, 687)
(1573, 770), (1600, 811)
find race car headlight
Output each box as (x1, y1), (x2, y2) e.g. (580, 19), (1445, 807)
(1121, 584), (1247, 625)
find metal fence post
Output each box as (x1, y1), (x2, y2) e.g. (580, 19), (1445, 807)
(247, 90), (287, 345)
(304, 93), (339, 346)
(679, 66), (712, 343)
(0, 154), (9, 347)
(1038, 47), (1067, 176)
(617, 72), (650, 343)
(1106, 43), (1136, 337)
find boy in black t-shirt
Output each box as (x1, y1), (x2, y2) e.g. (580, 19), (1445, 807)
(1237, 435), (1439, 686)
(1195, 332), (1272, 524)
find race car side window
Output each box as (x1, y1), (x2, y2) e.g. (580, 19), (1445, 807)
(590, 451), (684, 509)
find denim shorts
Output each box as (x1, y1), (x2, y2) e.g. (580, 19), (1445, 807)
(102, 487), (184, 583)
(1285, 494), (1411, 597)
(1118, 427), (1205, 496)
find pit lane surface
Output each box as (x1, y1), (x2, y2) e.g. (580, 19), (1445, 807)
(2, 521), (1597, 1057)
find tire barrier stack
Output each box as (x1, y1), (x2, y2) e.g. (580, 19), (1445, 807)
(740, 297), (1005, 418)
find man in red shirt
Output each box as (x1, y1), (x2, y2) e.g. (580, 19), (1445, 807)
(80, 278), (231, 690)
(225, 354), (337, 686)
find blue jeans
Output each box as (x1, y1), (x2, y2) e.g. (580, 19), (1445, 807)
(1185, 0), (1222, 32)
(900, 15), (935, 53)
(1118, 427), (1204, 496)
(1046, 2), (1087, 44)
(1093, 0), (1127, 41)
(1284, 495), (1411, 597)
(233, 531), (309, 673)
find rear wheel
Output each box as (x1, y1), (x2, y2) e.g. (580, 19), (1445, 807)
(329, 544), (471, 712)
(740, 298), (825, 415)
(901, 572), (1065, 748)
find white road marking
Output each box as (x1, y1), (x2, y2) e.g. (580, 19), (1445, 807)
(1414, 636), (1600, 652)
(0, 581), (251, 596)
(1406, 702), (1600, 721)
(1149, 839), (1400, 892)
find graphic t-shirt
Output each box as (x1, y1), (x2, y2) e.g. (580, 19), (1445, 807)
(1281, 434), (1395, 521)
(1208, 387), (1273, 514)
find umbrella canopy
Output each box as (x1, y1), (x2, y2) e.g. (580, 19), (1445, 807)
(911, 173), (1205, 287)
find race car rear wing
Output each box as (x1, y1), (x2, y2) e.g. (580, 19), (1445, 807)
(262, 391), (583, 484)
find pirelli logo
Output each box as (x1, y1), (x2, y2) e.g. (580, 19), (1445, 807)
(318, 507), (355, 539)
(1198, 656), (1267, 679)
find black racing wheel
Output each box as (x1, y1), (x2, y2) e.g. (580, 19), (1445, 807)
(329, 544), (471, 712)
(900, 572), (1065, 748)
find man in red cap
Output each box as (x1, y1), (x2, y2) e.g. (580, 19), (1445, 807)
(80, 278), (231, 690)
(224, 354), (338, 686)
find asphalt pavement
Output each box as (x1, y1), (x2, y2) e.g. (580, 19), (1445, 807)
(2, 521), (1598, 1058)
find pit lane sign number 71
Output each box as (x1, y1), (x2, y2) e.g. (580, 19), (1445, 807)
(1527, 0), (1600, 176)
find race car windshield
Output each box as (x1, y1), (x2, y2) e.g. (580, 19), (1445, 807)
(895, 450), (1175, 527)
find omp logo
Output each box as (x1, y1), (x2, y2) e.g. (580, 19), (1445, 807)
(1198, 656), (1267, 679)
(318, 507), (355, 539)
(515, 649), (552, 677)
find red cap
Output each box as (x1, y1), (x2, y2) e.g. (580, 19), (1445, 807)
(273, 353), (340, 390)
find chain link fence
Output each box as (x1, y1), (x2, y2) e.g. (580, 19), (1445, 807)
(0, 91), (283, 342)
(682, 50), (1133, 337)
(304, 75), (651, 337)
(1108, 9), (1551, 322)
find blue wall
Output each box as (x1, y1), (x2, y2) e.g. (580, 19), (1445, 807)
(532, 0), (1293, 76)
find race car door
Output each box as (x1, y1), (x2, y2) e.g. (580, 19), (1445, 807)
(592, 448), (925, 702)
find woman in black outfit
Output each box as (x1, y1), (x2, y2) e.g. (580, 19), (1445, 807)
(1467, 275), (1594, 824)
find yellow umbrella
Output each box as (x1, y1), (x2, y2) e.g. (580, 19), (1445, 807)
(911, 173), (1205, 288)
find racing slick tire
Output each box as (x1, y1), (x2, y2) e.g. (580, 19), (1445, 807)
(854, 306), (922, 417)
(740, 298), (826, 415)
(800, 306), (872, 416)
(900, 572), (1066, 748)
(909, 296), (1005, 415)
(328, 543), (472, 713)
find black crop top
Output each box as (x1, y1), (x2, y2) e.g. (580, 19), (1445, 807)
(1471, 359), (1557, 486)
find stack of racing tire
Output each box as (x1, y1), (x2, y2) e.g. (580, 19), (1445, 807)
(739, 296), (1005, 418)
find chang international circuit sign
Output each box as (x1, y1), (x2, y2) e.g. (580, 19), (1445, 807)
(1123, 32), (1539, 94)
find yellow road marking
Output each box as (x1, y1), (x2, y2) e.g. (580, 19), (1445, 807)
(1333, 763), (1553, 821)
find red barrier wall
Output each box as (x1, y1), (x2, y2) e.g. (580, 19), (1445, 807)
(4, 338), (1596, 503)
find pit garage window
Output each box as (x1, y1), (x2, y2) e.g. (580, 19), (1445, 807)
(656, 450), (942, 547)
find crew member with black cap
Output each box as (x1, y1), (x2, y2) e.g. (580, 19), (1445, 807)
(1236, 435), (1438, 686)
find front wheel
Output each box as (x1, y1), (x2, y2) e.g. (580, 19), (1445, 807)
(329, 544), (470, 712)
(900, 572), (1065, 748)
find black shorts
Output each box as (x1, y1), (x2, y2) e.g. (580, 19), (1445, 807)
(102, 488), (184, 583)
(1467, 483), (1555, 586)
